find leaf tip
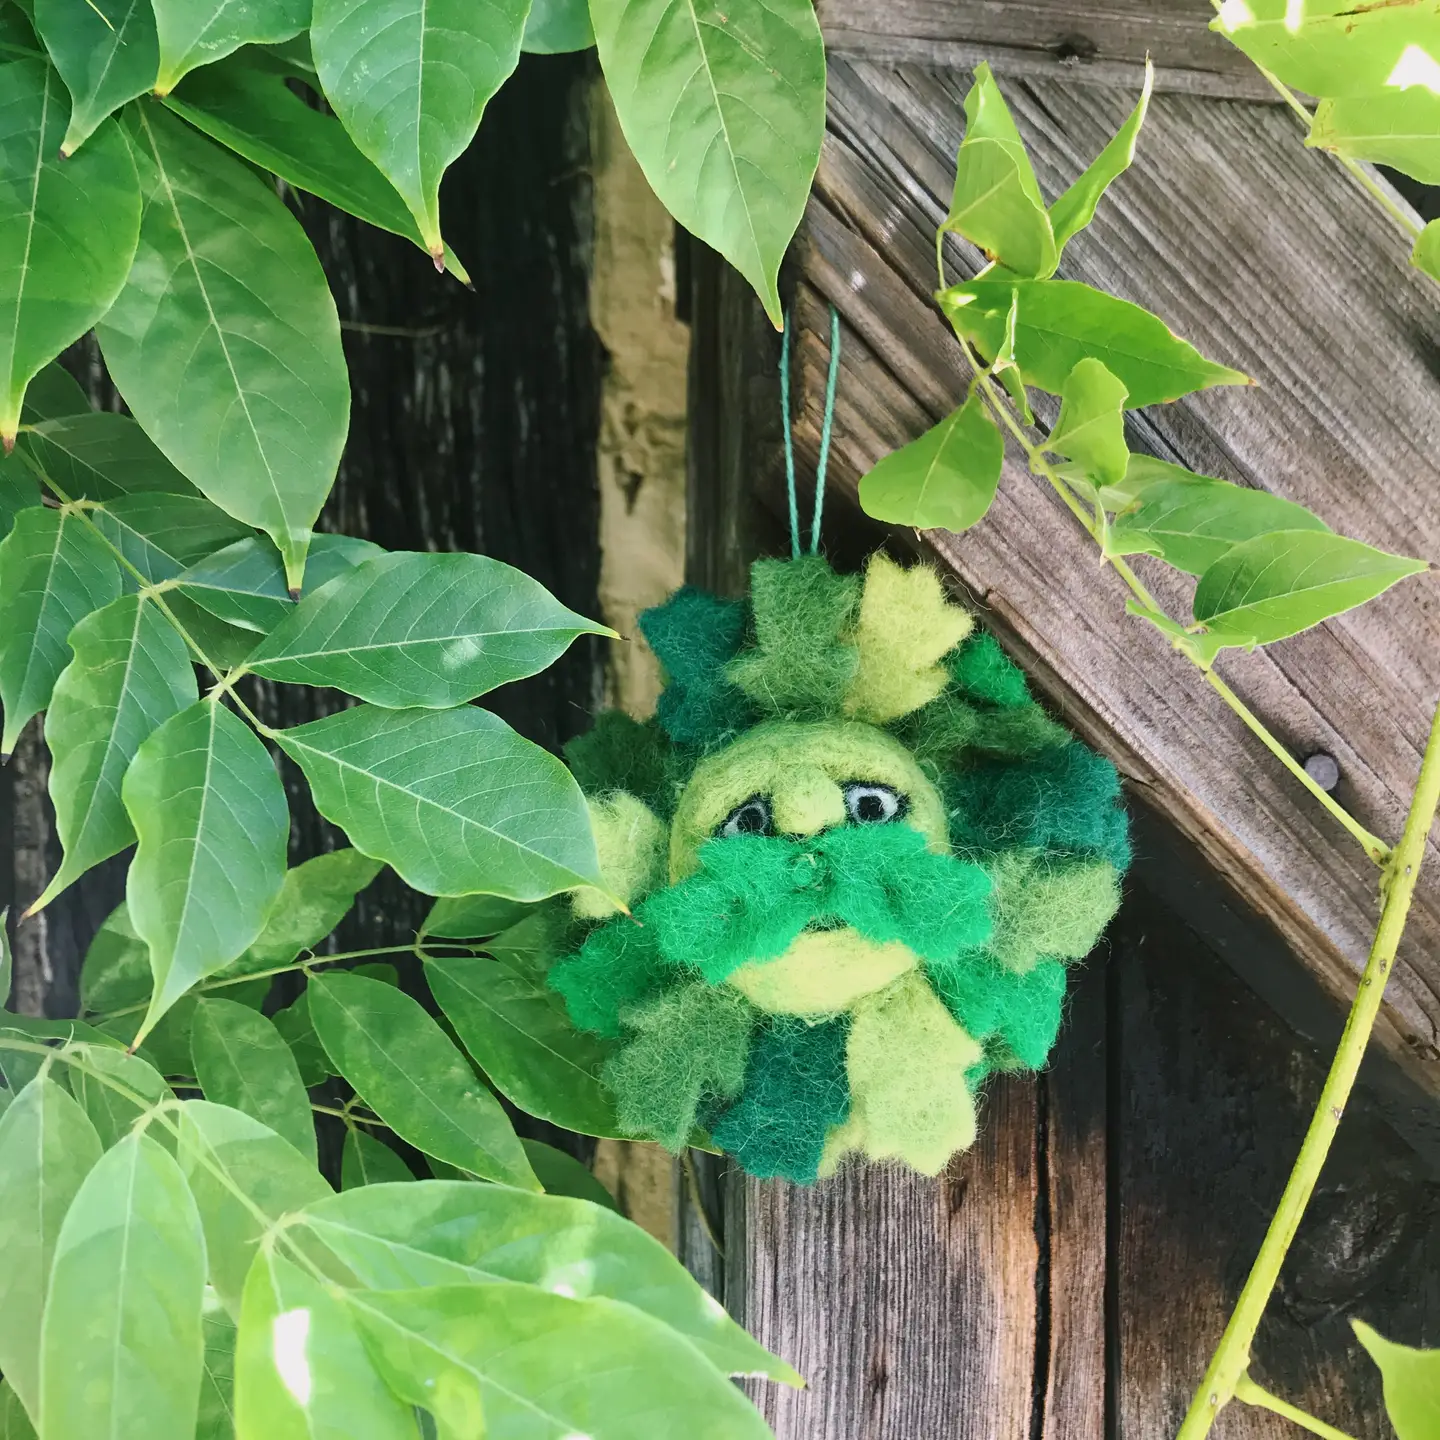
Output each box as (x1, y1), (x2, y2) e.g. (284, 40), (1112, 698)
(1, 431), (15, 455)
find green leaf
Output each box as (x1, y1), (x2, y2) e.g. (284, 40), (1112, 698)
(858, 391), (1005, 532)
(198, 1298), (237, 1440)
(308, 971), (538, 1189)
(164, 50), (470, 282)
(0, 61), (141, 440)
(153, 0), (308, 92)
(80, 900), (153, 1013)
(122, 699), (290, 1042)
(23, 411), (199, 501)
(346, 1284), (776, 1438)
(311, 0), (529, 259)
(421, 892), (533, 941)
(96, 105), (349, 591)
(249, 550), (612, 706)
(0, 907), (9, 1007)
(1192, 530), (1428, 650)
(1353, 1318), (1440, 1440)
(35, 593), (197, 909)
(0, 367), (92, 537)
(17, 361), (86, 420)
(939, 278), (1251, 406)
(590, 0), (825, 328)
(0, 504), (123, 755)
(426, 940), (624, 1138)
(165, 589), (264, 668)
(39, 1130), (206, 1440)
(943, 62), (1055, 279)
(523, 0), (594, 52)
(342, 1126), (416, 1188)
(91, 492), (251, 585)
(521, 1138), (619, 1211)
(69, 1042), (171, 1148)
(192, 999), (316, 1163)
(0, 1381), (36, 1440)
(175, 1099), (331, 1315)
(297, 1180), (800, 1383)
(33, 0), (158, 154)
(234, 1247), (419, 1440)
(1107, 471), (1332, 576)
(1212, 0), (1440, 98)
(271, 992), (333, 1087)
(1414, 217), (1440, 283)
(1047, 358), (1129, 485)
(1049, 59), (1152, 254)
(274, 704), (605, 900)
(0, 1075), (103, 1421)
(1309, 87), (1440, 185)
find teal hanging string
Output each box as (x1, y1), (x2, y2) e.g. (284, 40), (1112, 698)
(779, 306), (843, 558)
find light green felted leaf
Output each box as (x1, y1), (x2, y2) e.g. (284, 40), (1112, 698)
(605, 982), (755, 1150)
(986, 851), (1120, 970)
(727, 928), (916, 1015)
(572, 791), (668, 919)
(726, 556), (859, 717)
(844, 553), (973, 725)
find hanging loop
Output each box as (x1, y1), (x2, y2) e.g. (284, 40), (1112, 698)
(779, 306), (843, 558)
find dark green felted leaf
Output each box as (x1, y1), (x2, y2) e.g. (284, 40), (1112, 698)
(939, 278), (1250, 406)
(521, 1138), (618, 1210)
(248, 550), (611, 706)
(0, 60), (140, 439)
(34, 0), (157, 154)
(522, 0), (593, 52)
(35, 594), (197, 909)
(122, 699), (289, 1042)
(1309, 87), (1440, 185)
(69, 1043), (171, 1149)
(859, 392), (1005, 532)
(22, 412), (198, 501)
(342, 1126), (416, 1188)
(274, 704), (604, 901)
(590, 0), (825, 327)
(639, 586), (755, 746)
(563, 710), (681, 815)
(152, 0), (308, 91)
(90, 492), (251, 585)
(163, 49), (469, 281)
(1047, 358), (1129, 485)
(96, 105), (348, 590)
(943, 62), (1055, 278)
(727, 556), (860, 716)
(0, 505), (123, 755)
(309, 971), (539, 1189)
(1353, 1319), (1440, 1440)
(311, 0), (529, 258)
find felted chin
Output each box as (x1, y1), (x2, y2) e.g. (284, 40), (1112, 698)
(726, 928), (918, 1014)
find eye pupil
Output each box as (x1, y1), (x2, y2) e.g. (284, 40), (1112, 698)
(843, 782), (904, 826)
(857, 793), (885, 822)
(719, 796), (772, 838)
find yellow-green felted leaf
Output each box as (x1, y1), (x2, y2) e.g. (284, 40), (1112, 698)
(843, 553), (973, 725)
(727, 929), (916, 1015)
(571, 791), (668, 919)
(987, 851), (1121, 970)
(821, 970), (981, 1176)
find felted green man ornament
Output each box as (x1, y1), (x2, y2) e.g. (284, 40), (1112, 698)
(550, 551), (1129, 1183)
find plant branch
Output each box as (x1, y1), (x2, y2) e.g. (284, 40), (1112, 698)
(1232, 1375), (1360, 1440)
(1176, 698), (1440, 1439)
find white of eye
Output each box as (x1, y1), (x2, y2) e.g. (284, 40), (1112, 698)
(719, 796), (773, 838)
(843, 782), (904, 825)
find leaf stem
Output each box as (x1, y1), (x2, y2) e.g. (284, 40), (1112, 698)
(1176, 698), (1440, 1440)
(1231, 1375), (1360, 1440)
(312, 1102), (386, 1127)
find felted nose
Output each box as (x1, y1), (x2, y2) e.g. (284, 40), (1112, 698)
(772, 763), (846, 837)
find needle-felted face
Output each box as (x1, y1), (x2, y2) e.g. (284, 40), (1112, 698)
(551, 553), (1130, 1184)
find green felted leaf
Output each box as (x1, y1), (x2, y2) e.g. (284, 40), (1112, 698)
(69, 1043), (171, 1148)
(33, 0), (158, 154)
(191, 998), (316, 1162)
(39, 1131), (206, 1440)
(122, 699), (290, 1042)
(858, 391), (1005, 531)
(943, 62), (1055, 278)
(0, 1075), (103, 1421)
(296, 1179), (800, 1383)
(521, 1138), (619, 1210)
(1309, 87), (1440, 185)
(1049, 60), (1152, 253)
(1192, 530), (1427, 651)
(589, 0), (825, 328)
(308, 971), (539, 1190)
(311, 0), (529, 259)
(1107, 472), (1332, 576)
(197, 1302), (236, 1440)
(0, 60), (140, 440)
(522, 0), (594, 52)
(274, 704), (605, 901)
(1047, 358), (1129, 486)
(90, 492), (252, 586)
(22, 411), (198, 500)
(96, 105), (348, 591)
(174, 1099), (331, 1316)
(1414, 218), (1440, 282)
(639, 586), (755, 746)
(35, 594), (197, 910)
(342, 1127), (416, 1188)
(1353, 1318), (1440, 1440)
(0, 505), (123, 755)
(939, 278), (1250, 406)
(162, 49), (470, 281)
(248, 550), (612, 706)
(152, 0), (308, 92)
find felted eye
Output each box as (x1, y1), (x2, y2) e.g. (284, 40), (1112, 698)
(719, 796), (773, 838)
(843, 782), (905, 825)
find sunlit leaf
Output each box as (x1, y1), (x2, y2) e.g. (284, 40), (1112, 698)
(522, 1138), (619, 1211)
(1353, 1318), (1440, 1440)
(523, 0), (594, 52)
(69, 1042), (171, 1148)
(1047, 358), (1129, 486)
(152, 0), (308, 92)
(1309, 87), (1440, 185)
(342, 1126), (416, 1188)
(590, 0), (825, 327)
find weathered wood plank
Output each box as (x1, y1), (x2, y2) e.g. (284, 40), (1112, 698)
(780, 58), (1440, 1098)
(817, 0), (1274, 101)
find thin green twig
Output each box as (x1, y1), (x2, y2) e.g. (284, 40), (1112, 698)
(1232, 1375), (1361, 1440)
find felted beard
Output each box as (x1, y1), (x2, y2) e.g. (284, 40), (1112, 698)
(549, 552), (1130, 1184)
